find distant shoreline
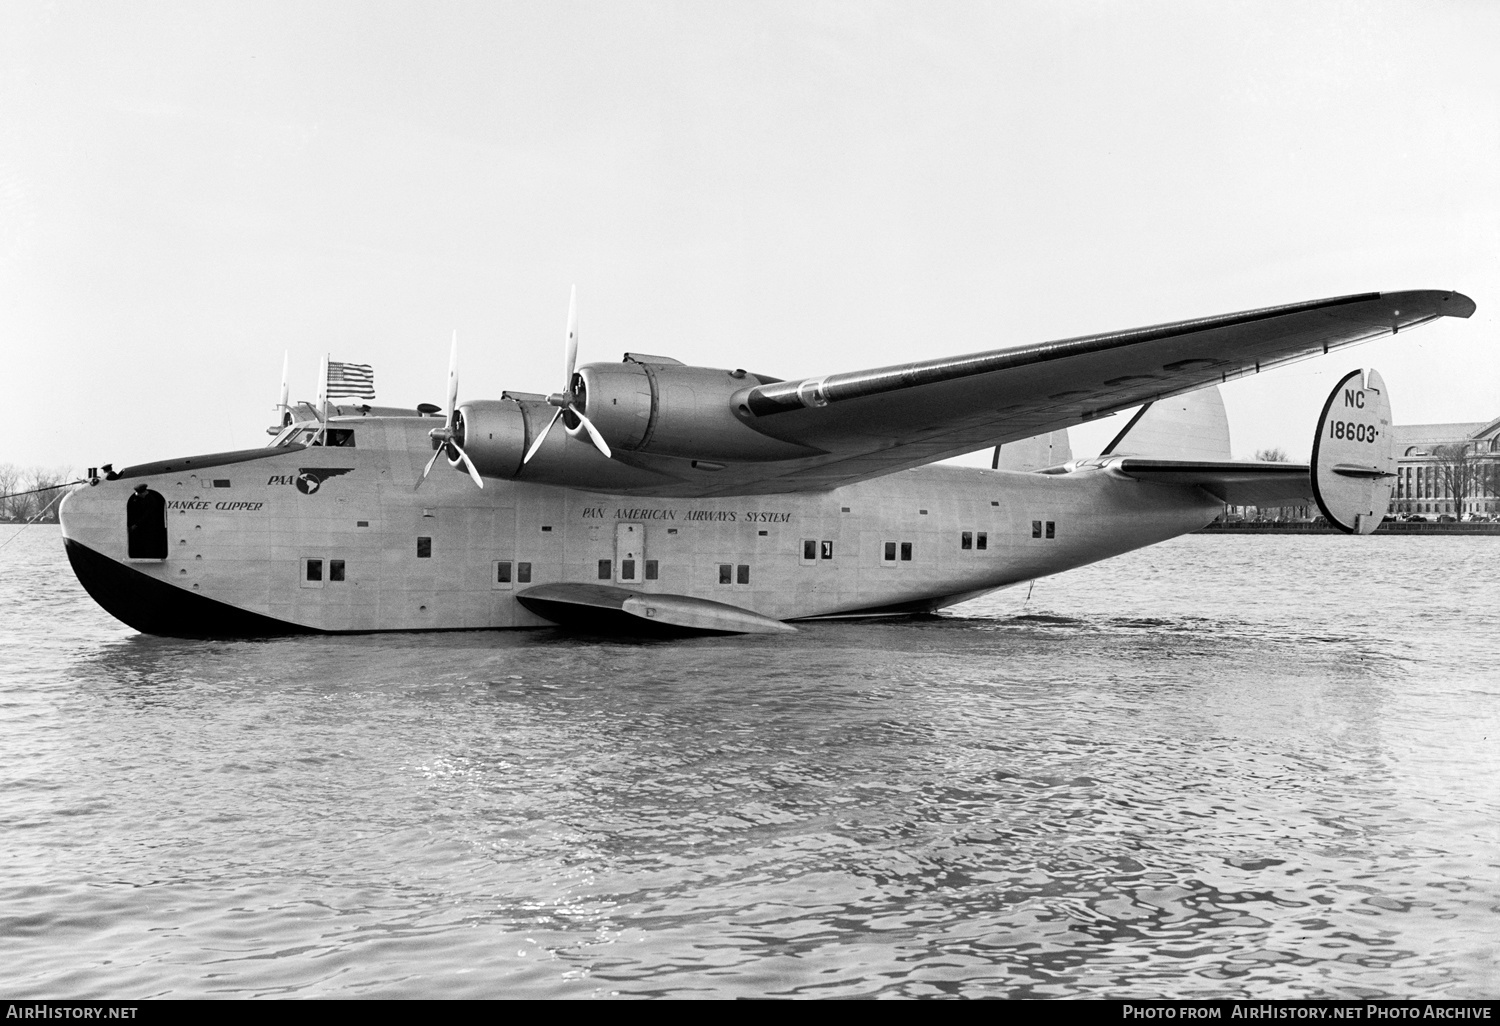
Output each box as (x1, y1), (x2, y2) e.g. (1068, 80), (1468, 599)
(1199, 521), (1500, 535)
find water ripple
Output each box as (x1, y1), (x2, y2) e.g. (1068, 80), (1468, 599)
(1, 528), (1497, 997)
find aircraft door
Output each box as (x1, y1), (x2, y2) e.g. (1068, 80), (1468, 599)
(616, 522), (643, 583)
(126, 485), (168, 559)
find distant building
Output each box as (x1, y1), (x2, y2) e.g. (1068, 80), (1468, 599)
(1390, 418), (1500, 516)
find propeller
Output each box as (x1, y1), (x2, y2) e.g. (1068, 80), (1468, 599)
(417, 331), (484, 490)
(267, 351), (293, 435)
(278, 351), (291, 426)
(523, 286), (612, 464)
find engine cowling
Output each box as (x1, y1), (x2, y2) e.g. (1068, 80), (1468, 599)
(452, 399), (529, 479)
(454, 398), (680, 491)
(574, 360), (818, 462)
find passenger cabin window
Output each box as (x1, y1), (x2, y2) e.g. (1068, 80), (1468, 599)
(306, 559), (323, 581)
(977, 532), (987, 550)
(737, 564), (750, 584)
(1032, 520), (1042, 538)
(961, 531), (972, 550)
(644, 560), (658, 580)
(1046, 521), (1056, 539)
(900, 542), (913, 561)
(598, 559), (612, 580)
(329, 559), (345, 582)
(820, 540), (833, 560)
(495, 561), (530, 590)
(884, 542), (896, 561)
(718, 564), (732, 584)
(803, 539), (818, 561)
(417, 537), (432, 558)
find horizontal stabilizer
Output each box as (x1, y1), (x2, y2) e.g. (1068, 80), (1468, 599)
(1330, 463), (1394, 479)
(1112, 458), (1312, 506)
(516, 583), (795, 636)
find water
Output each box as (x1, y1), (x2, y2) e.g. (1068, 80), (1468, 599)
(2, 525), (1497, 998)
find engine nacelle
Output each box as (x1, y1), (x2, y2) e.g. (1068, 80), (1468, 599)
(454, 397), (683, 491)
(575, 360), (817, 462)
(453, 399), (529, 479)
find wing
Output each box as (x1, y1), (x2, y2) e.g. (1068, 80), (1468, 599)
(667, 289), (1471, 496)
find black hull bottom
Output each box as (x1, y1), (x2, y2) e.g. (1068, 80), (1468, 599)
(63, 538), (314, 639)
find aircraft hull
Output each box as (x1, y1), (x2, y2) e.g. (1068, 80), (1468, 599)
(59, 419), (1221, 637)
(63, 536), (314, 637)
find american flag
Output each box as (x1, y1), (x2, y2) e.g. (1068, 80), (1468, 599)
(326, 361), (375, 399)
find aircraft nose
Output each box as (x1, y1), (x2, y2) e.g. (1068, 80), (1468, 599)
(57, 478), (98, 540)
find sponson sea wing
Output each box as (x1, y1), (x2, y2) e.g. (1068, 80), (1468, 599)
(635, 289), (1471, 497)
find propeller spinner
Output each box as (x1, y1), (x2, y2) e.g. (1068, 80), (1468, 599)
(417, 331), (484, 490)
(523, 286), (612, 464)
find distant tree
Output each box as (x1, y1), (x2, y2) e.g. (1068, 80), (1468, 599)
(0, 464), (19, 521)
(1255, 447), (1289, 462)
(1431, 443), (1479, 516)
(0, 465), (75, 524)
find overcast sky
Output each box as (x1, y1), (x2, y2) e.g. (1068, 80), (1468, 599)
(2, 0), (1495, 472)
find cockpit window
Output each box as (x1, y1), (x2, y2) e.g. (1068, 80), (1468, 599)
(277, 427), (356, 448)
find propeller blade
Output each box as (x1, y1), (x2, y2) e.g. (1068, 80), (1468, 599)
(278, 351), (289, 414)
(415, 443), (444, 489)
(445, 330), (460, 429)
(564, 285), (579, 385)
(570, 404), (612, 459)
(523, 407), (563, 464)
(450, 442), (485, 489)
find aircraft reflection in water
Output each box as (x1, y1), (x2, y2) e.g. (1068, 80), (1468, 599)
(60, 289), (1474, 637)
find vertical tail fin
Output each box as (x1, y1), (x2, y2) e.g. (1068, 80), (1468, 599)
(1102, 386), (1231, 460)
(992, 430), (1072, 472)
(1311, 368), (1393, 534)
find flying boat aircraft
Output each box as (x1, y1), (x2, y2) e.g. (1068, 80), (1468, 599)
(59, 288), (1474, 636)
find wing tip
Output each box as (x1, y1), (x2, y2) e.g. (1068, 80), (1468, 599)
(1447, 291), (1477, 319)
(1385, 289), (1476, 319)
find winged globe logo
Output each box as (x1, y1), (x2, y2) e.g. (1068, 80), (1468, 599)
(295, 468), (354, 495)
